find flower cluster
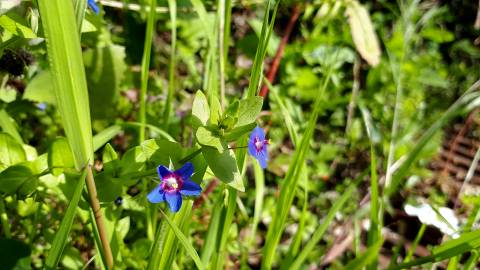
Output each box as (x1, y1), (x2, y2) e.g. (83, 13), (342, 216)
(148, 127), (269, 213)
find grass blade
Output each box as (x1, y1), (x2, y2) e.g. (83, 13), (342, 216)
(390, 229), (480, 269)
(159, 208), (205, 270)
(345, 239), (384, 270)
(162, 0), (176, 127)
(386, 80), (480, 196)
(138, 0), (156, 143)
(261, 68), (332, 270)
(44, 167), (87, 270)
(287, 177), (363, 270)
(92, 125), (122, 152)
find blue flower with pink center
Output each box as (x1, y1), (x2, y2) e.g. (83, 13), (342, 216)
(248, 126), (269, 168)
(147, 162), (202, 213)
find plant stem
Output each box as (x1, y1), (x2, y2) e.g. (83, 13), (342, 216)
(0, 197), (11, 238)
(85, 165), (113, 269)
(162, 0), (177, 128)
(404, 223), (426, 263)
(138, 0), (157, 143)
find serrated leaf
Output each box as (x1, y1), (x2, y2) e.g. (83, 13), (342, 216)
(23, 69), (56, 104)
(346, 0), (381, 66)
(202, 147), (244, 192)
(192, 91), (210, 127)
(0, 165), (34, 194)
(0, 132), (26, 171)
(48, 138), (75, 176)
(236, 96), (263, 127)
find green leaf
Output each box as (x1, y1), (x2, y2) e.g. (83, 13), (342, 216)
(159, 208), (206, 270)
(119, 146), (147, 175)
(92, 125), (122, 152)
(192, 90), (210, 127)
(38, 0), (94, 170)
(0, 86), (16, 103)
(209, 95), (222, 126)
(0, 238), (31, 269)
(0, 132), (26, 171)
(44, 167), (87, 270)
(23, 69), (57, 105)
(84, 43), (126, 119)
(0, 109), (23, 143)
(0, 165), (34, 195)
(102, 143), (118, 164)
(202, 147), (244, 192)
(48, 138), (75, 176)
(223, 122), (256, 142)
(235, 96), (263, 127)
(95, 171), (122, 202)
(0, 12), (37, 38)
(196, 127), (224, 152)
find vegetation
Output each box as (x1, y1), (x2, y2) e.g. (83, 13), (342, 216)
(0, 0), (480, 269)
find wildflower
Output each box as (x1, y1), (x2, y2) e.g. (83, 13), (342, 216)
(248, 126), (269, 168)
(87, 0), (99, 14)
(147, 162), (202, 213)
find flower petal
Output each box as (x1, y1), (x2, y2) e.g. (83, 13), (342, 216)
(248, 139), (257, 157)
(180, 180), (202, 196)
(250, 126), (265, 141)
(157, 165), (172, 180)
(175, 162), (194, 180)
(165, 192), (182, 212)
(87, 0), (99, 14)
(257, 151), (268, 168)
(147, 185), (165, 203)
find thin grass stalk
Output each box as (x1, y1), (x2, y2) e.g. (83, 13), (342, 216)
(463, 250), (479, 270)
(404, 223), (426, 262)
(367, 146), (380, 269)
(262, 68), (333, 269)
(162, 0), (176, 128)
(147, 219), (168, 270)
(218, 0), (226, 108)
(138, 0), (156, 143)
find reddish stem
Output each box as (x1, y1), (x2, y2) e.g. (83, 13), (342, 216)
(259, 4), (301, 98)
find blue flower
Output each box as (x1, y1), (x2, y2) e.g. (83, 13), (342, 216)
(87, 0), (99, 14)
(147, 162), (202, 213)
(248, 126), (269, 168)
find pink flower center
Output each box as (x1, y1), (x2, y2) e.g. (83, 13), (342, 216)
(161, 174), (183, 193)
(254, 137), (269, 153)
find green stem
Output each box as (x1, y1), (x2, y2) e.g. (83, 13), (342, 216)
(163, 0), (177, 128)
(138, 0), (157, 143)
(404, 223), (426, 263)
(0, 197), (11, 238)
(85, 166), (113, 269)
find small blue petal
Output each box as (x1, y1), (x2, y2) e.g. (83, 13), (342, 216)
(157, 165), (172, 180)
(257, 151), (268, 168)
(180, 180), (202, 196)
(147, 185), (165, 203)
(250, 126), (265, 142)
(248, 139), (257, 157)
(87, 0), (99, 14)
(165, 192), (182, 212)
(175, 162), (194, 180)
